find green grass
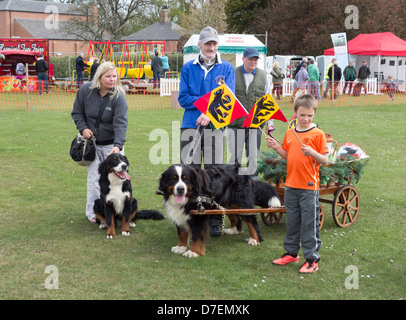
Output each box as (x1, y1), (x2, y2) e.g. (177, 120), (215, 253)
(0, 102), (405, 300)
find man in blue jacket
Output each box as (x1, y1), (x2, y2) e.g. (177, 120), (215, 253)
(178, 26), (235, 236)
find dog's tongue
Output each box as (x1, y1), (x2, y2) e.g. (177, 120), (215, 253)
(116, 171), (130, 180)
(175, 195), (185, 204)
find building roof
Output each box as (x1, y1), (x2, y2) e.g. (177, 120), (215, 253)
(0, 0), (79, 15)
(126, 21), (186, 41)
(15, 18), (89, 40)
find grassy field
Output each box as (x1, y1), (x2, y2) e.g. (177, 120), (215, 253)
(0, 101), (405, 301)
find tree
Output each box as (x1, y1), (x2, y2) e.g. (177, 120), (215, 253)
(62, 0), (152, 42)
(225, 0), (406, 56)
(178, 0), (228, 34)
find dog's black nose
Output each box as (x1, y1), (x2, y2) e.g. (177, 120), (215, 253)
(176, 185), (185, 195)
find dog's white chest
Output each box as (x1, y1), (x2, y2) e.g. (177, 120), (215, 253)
(106, 175), (130, 214)
(165, 195), (191, 231)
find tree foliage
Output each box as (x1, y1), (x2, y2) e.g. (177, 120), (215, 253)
(225, 0), (406, 56)
(178, 0), (228, 34)
(62, 0), (151, 41)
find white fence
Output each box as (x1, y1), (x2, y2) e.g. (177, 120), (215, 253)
(160, 78), (180, 97)
(160, 77), (379, 97)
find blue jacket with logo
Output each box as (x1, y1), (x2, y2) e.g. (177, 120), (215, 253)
(178, 54), (235, 129)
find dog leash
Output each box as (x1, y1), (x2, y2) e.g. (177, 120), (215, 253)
(192, 195), (227, 235)
(185, 124), (202, 164)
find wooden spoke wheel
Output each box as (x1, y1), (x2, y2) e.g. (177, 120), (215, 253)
(318, 204), (324, 230)
(261, 211), (283, 226)
(332, 185), (360, 228)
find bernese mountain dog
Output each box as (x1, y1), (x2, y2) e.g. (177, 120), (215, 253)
(158, 164), (280, 258)
(94, 153), (164, 239)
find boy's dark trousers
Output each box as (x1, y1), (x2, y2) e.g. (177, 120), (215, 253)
(283, 187), (321, 261)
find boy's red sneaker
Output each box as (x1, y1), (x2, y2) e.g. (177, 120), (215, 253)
(299, 261), (319, 274)
(272, 253), (299, 266)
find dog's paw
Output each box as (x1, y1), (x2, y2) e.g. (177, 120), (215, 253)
(268, 196), (282, 208)
(246, 237), (260, 246)
(223, 227), (243, 235)
(171, 245), (188, 254)
(106, 234), (114, 239)
(129, 222), (136, 228)
(121, 231), (131, 236)
(99, 223), (107, 229)
(183, 250), (199, 258)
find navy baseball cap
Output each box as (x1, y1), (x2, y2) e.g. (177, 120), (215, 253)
(243, 47), (260, 58)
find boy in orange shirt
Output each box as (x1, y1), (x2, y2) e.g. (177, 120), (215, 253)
(266, 95), (329, 273)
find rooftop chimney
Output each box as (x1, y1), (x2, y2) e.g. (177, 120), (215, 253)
(160, 6), (169, 23)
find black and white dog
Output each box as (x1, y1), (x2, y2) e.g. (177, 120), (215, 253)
(94, 153), (164, 238)
(159, 164), (280, 257)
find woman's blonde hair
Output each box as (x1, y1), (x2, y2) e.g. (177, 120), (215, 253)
(273, 61), (279, 68)
(89, 61), (124, 98)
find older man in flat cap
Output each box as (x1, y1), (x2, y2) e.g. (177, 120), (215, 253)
(178, 26), (235, 236)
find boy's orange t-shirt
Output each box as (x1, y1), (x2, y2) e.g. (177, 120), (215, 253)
(281, 126), (328, 190)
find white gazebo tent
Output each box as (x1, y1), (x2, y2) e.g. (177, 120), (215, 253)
(182, 34), (267, 70)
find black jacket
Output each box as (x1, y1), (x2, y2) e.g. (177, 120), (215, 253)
(358, 65), (371, 80)
(35, 59), (48, 73)
(327, 65), (342, 81)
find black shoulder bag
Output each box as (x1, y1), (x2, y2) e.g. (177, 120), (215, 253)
(70, 96), (110, 166)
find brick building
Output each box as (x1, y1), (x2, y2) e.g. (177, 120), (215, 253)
(0, 0), (89, 55)
(127, 6), (188, 53)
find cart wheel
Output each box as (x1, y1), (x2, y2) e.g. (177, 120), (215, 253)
(332, 185), (360, 228)
(318, 204), (324, 230)
(261, 212), (283, 226)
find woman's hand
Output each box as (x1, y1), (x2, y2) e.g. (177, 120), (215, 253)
(81, 128), (94, 139)
(109, 146), (121, 155)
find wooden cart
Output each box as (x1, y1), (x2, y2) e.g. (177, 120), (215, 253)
(261, 182), (360, 230)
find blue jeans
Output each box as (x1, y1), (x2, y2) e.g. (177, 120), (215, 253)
(309, 81), (321, 100)
(153, 71), (161, 88)
(37, 72), (49, 94)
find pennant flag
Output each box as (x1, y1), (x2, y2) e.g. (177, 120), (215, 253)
(242, 93), (288, 128)
(193, 83), (248, 129)
(289, 115), (297, 129)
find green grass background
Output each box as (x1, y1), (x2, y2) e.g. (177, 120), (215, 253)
(0, 101), (405, 300)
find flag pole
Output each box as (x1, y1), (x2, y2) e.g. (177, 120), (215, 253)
(287, 121), (304, 146)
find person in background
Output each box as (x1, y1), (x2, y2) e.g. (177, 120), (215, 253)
(343, 61), (357, 94)
(228, 47), (274, 178)
(76, 53), (90, 88)
(177, 26), (235, 236)
(327, 60), (342, 99)
(357, 60), (371, 95)
(151, 51), (163, 89)
(323, 58), (336, 98)
(35, 54), (50, 94)
(386, 75), (398, 101)
(71, 62), (128, 223)
(15, 61), (26, 80)
(291, 62), (308, 101)
(307, 59), (321, 101)
(89, 58), (100, 81)
(271, 60), (284, 100)
(160, 52), (170, 79)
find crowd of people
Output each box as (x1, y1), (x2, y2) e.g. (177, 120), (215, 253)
(272, 56), (399, 102)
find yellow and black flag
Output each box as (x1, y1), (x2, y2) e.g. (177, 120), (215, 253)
(193, 83), (248, 129)
(242, 93), (288, 128)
